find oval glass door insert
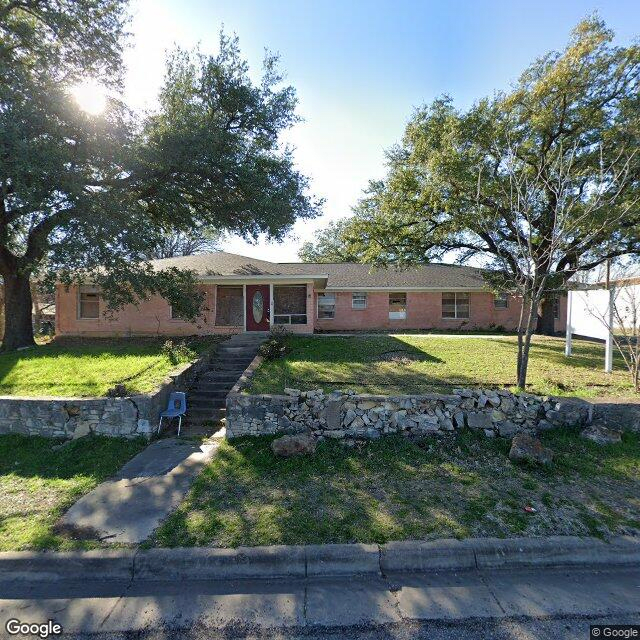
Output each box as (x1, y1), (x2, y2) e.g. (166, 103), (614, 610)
(252, 291), (264, 324)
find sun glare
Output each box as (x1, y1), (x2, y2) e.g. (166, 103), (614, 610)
(70, 80), (108, 115)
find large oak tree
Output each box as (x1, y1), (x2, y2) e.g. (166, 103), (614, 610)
(302, 18), (640, 336)
(0, 1), (319, 350)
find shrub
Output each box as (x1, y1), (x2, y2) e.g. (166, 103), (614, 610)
(161, 339), (196, 365)
(258, 328), (291, 361)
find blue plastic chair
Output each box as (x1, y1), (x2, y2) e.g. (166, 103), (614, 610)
(158, 391), (187, 436)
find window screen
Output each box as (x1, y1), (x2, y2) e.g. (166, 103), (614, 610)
(442, 292), (470, 319)
(389, 292), (407, 320)
(79, 289), (99, 319)
(352, 292), (367, 309)
(317, 292), (336, 319)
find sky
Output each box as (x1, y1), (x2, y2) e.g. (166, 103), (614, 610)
(122, 0), (640, 263)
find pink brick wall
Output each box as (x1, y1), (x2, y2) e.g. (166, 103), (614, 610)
(56, 282), (317, 337)
(313, 291), (567, 333)
(57, 284), (237, 337)
(56, 283), (566, 336)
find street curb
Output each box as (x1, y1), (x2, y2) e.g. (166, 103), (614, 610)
(135, 545), (306, 580)
(306, 543), (380, 576)
(381, 538), (477, 573)
(470, 535), (640, 569)
(1, 536), (638, 583)
(0, 549), (136, 582)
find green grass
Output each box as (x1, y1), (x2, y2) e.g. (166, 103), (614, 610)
(0, 434), (146, 550)
(249, 335), (634, 398)
(0, 336), (220, 397)
(151, 429), (640, 547)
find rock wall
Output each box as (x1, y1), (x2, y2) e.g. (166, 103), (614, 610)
(0, 350), (216, 440)
(226, 388), (593, 440)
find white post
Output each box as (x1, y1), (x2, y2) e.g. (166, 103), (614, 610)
(565, 290), (573, 357)
(605, 287), (614, 373)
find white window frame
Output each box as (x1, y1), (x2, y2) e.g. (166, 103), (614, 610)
(352, 292), (367, 309)
(493, 292), (509, 309)
(317, 292), (336, 320)
(442, 292), (470, 319)
(388, 292), (407, 320)
(273, 284), (308, 326)
(77, 287), (100, 320)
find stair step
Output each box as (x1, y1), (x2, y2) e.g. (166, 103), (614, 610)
(191, 384), (233, 392)
(191, 388), (228, 396)
(189, 407), (225, 418)
(196, 382), (236, 390)
(202, 371), (239, 379)
(189, 398), (226, 411)
(190, 391), (228, 399)
(216, 355), (255, 362)
(210, 365), (249, 373)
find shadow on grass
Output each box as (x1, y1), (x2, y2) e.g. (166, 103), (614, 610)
(0, 434), (145, 480)
(0, 434), (147, 551)
(252, 335), (482, 394)
(0, 336), (219, 396)
(153, 427), (640, 549)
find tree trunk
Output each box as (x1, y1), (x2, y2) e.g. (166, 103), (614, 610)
(1, 271), (35, 351)
(517, 293), (540, 389)
(536, 297), (556, 336)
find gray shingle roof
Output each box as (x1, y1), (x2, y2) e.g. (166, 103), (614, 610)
(151, 252), (488, 290)
(287, 262), (487, 289)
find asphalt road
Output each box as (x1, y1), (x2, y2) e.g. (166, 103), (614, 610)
(61, 615), (640, 640)
(1, 566), (638, 639)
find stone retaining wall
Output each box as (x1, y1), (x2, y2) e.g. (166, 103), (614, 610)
(0, 350), (217, 440)
(226, 388), (593, 440)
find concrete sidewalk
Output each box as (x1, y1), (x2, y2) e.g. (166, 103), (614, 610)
(0, 565), (638, 637)
(61, 438), (218, 543)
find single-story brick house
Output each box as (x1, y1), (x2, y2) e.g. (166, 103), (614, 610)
(56, 252), (567, 336)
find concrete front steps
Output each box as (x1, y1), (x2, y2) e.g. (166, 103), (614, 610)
(185, 333), (266, 434)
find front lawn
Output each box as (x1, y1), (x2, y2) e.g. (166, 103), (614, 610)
(0, 336), (220, 397)
(151, 429), (640, 547)
(249, 335), (634, 399)
(0, 434), (146, 551)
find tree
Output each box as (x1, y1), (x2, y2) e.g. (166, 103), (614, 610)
(475, 138), (638, 387)
(144, 229), (223, 260)
(305, 18), (640, 338)
(0, 1), (320, 351)
(298, 218), (365, 263)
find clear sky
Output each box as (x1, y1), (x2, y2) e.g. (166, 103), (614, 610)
(123, 0), (640, 263)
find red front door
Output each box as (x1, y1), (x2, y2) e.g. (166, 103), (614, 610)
(245, 285), (270, 331)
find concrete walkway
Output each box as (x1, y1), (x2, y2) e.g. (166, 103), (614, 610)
(61, 438), (218, 543)
(0, 565), (637, 637)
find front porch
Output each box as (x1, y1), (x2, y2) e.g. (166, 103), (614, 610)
(213, 281), (315, 334)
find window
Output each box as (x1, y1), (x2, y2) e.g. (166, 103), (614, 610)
(273, 285), (307, 325)
(389, 292), (407, 320)
(494, 292), (509, 309)
(442, 292), (470, 319)
(215, 286), (243, 326)
(317, 292), (336, 319)
(553, 296), (560, 319)
(170, 305), (184, 320)
(352, 292), (367, 309)
(78, 288), (99, 319)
